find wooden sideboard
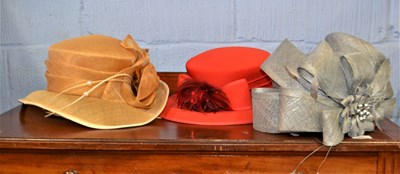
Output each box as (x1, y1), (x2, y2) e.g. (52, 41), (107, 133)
(0, 73), (399, 174)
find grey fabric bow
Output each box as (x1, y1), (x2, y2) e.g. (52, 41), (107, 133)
(253, 32), (396, 146)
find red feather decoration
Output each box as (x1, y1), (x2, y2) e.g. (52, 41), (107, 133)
(176, 79), (232, 112)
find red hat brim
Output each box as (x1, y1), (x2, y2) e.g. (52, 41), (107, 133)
(160, 94), (252, 125)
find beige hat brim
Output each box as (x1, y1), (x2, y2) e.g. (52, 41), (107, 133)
(19, 81), (169, 129)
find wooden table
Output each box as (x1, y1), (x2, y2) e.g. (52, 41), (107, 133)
(0, 73), (399, 173)
(0, 105), (399, 174)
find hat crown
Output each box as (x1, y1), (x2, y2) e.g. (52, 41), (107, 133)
(187, 46), (271, 89)
(49, 35), (135, 72)
(45, 34), (160, 108)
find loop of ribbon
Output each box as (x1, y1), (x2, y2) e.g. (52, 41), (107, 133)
(254, 33), (396, 146)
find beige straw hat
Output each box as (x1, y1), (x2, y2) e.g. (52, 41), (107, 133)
(19, 34), (169, 129)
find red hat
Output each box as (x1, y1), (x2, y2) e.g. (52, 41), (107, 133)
(161, 46), (272, 125)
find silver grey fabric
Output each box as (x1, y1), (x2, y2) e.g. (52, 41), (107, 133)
(260, 39), (306, 90)
(253, 32), (397, 146)
(252, 88), (280, 133)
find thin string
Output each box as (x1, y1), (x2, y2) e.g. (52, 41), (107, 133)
(46, 80), (100, 104)
(249, 79), (273, 88)
(247, 74), (270, 84)
(290, 145), (324, 174)
(47, 79), (130, 104)
(44, 73), (132, 117)
(316, 146), (333, 174)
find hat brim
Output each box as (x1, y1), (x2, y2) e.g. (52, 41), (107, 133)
(19, 81), (169, 129)
(160, 94), (252, 125)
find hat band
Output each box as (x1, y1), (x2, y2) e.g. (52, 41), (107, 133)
(177, 74), (251, 112)
(247, 73), (273, 89)
(44, 73), (133, 117)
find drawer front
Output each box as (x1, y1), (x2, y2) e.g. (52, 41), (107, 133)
(0, 150), (381, 174)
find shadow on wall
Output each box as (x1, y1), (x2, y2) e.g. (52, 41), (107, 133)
(1, 2), (47, 114)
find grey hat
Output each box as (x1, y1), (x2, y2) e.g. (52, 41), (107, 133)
(253, 32), (396, 146)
